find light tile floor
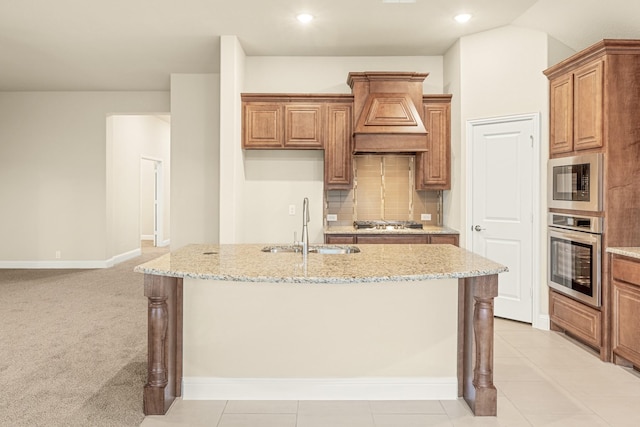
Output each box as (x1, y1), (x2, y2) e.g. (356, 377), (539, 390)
(140, 318), (640, 427)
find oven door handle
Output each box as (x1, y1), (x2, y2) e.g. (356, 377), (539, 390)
(548, 227), (600, 246)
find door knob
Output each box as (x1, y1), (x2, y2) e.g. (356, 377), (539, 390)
(474, 225), (486, 231)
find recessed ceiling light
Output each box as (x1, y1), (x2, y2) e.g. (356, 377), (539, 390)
(296, 13), (314, 24)
(454, 13), (472, 23)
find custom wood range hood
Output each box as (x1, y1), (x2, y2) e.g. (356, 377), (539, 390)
(347, 71), (429, 153)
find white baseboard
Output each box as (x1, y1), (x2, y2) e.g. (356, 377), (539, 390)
(140, 237), (170, 247)
(534, 314), (551, 331)
(0, 260), (111, 269)
(0, 247), (142, 269)
(182, 377), (458, 401)
(107, 248), (142, 267)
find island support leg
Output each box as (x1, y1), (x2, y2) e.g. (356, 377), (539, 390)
(143, 275), (183, 415)
(458, 274), (498, 416)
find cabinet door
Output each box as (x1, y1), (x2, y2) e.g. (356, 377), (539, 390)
(284, 104), (323, 148)
(243, 103), (283, 148)
(325, 234), (356, 244)
(573, 61), (603, 151)
(549, 290), (601, 348)
(324, 104), (353, 189)
(416, 101), (450, 190)
(612, 279), (640, 367)
(356, 235), (428, 244)
(611, 257), (640, 367)
(549, 73), (573, 155)
(428, 234), (459, 246)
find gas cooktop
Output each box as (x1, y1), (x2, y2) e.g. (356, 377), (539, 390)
(353, 220), (424, 230)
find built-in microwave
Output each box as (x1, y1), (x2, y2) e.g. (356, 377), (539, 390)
(548, 153), (603, 212)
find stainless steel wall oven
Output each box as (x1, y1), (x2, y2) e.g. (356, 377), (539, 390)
(548, 213), (602, 307)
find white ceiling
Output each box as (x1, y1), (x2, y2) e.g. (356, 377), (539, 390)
(2, 0), (640, 91)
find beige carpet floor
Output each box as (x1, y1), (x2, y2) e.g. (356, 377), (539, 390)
(0, 244), (168, 427)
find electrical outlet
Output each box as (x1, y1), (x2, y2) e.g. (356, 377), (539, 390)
(326, 214), (338, 222)
(55, 250), (61, 259)
(421, 213), (432, 221)
(288, 205), (296, 215)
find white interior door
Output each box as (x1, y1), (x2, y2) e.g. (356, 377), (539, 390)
(470, 115), (537, 323)
(152, 160), (164, 247)
(153, 161), (159, 246)
(141, 158), (163, 247)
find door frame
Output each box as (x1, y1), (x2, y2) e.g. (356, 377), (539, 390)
(141, 156), (164, 247)
(465, 112), (544, 329)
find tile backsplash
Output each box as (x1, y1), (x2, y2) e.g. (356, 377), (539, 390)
(325, 154), (442, 227)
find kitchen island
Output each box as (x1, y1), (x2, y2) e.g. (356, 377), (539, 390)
(134, 243), (507, 417)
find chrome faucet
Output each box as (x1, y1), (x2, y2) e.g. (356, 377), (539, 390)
(301, 197), (310, 256)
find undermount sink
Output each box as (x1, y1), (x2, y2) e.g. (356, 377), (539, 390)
(261, 245), (360, 254)
(310, 245), (360, 254)
(261, 245), (302, 253)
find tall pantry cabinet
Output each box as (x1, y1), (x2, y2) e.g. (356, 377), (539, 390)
(544, 39), (640, 362)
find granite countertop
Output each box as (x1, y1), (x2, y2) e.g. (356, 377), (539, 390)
(324, 225), (460, 235)
(606, 247), (640, 260)
(134, 243), (507, 284)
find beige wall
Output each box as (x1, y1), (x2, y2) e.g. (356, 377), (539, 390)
(443, 40), (462, 242)
(219, 36), (246, 244)
(0, 91), (168, 266)
(244, 56), (443, 95)
(226, 53), (445, 245)
(170, 74), (220, 250)
(547, 35), (576, 71)
(183, 278), (458, 378)
(242, 150), (325, 244)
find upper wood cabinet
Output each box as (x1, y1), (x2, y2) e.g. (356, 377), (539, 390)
(416, 95), (452, 190)
(241, 83), (452, 191)
(546, 53), (606, 156)
(549, 73), (573, 154)
(324, 103), (353, 189)
(243, 103), (283, 148)
(284, 104), (323, 148)
(573, 61), (603, 151)
(242, 99), (323, 149)
(548, 60), (603, 155)
(242, 93), (354, 186)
